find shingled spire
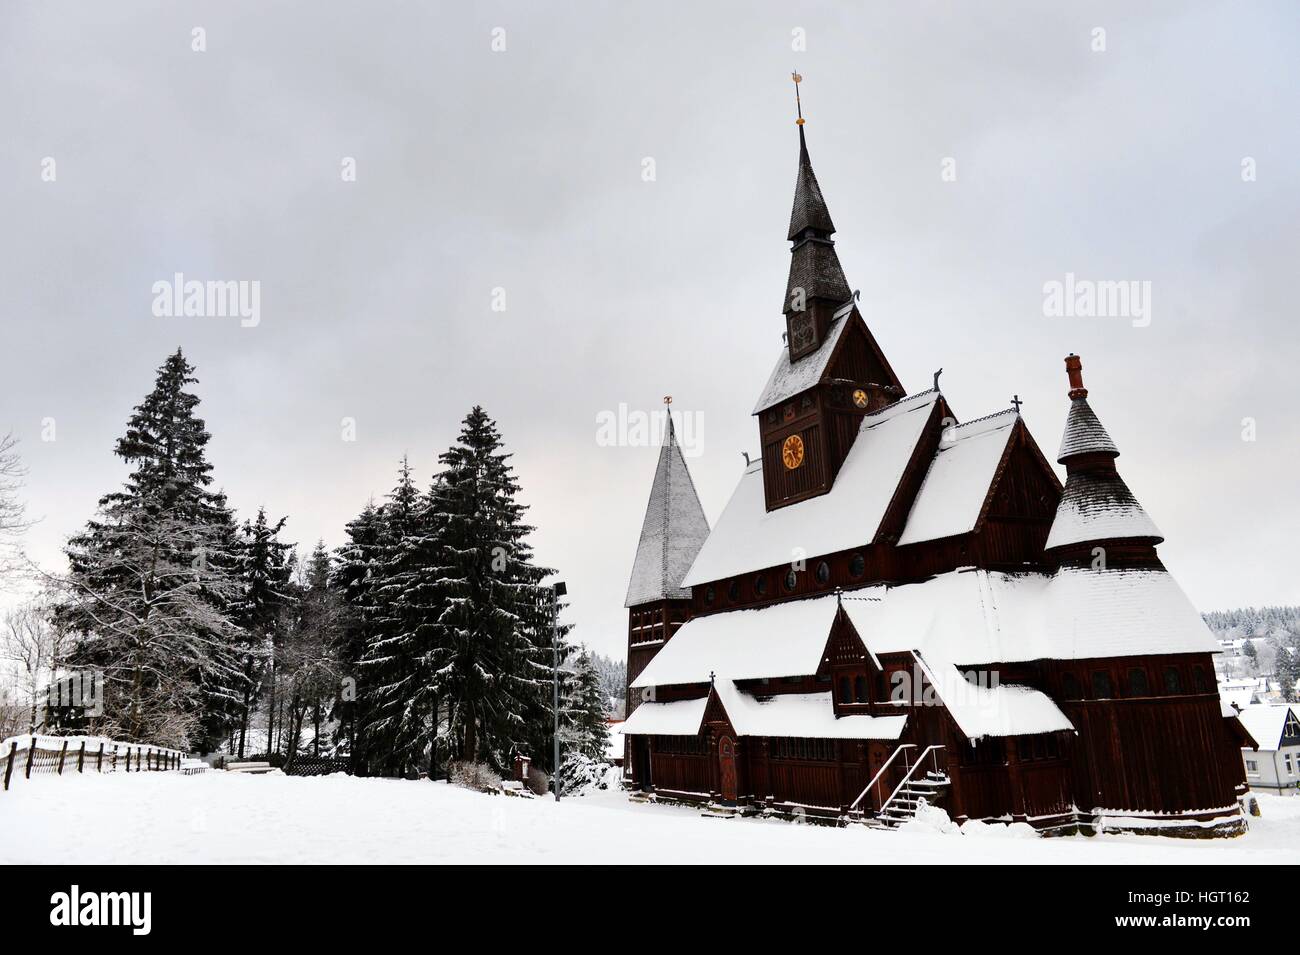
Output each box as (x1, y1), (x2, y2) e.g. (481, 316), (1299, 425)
(1046, 355), (1163, 560)
(783, 76), (851, 361)
(624, 409), (711, 607)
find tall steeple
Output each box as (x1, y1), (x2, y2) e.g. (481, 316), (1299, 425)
(784, 74), (851, 362)
(624, 407), (711, 607)
(1045, 355), (1163, 563)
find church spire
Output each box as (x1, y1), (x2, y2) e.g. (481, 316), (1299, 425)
(624, 401), (711, 608)
(783, 74), (850, 359)
(1045, 355), (1163, 561)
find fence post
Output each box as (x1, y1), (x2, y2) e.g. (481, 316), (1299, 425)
(78, 741), (86, 773)
(57, 740), (68, 775)
(126, 748), (131, 773)
(25, 740), (36, 779)
(97, 743), (104, 773)
(3, 741), (15, 791)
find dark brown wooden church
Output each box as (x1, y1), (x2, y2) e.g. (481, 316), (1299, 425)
(620, 102), (1254, 836)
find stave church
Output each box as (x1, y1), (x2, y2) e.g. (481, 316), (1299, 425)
(619, 90), (1254, 835)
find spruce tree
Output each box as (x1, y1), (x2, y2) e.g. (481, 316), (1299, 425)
(567, 649), (610, 760)
(58, 349), (248, 749)
(423, 407), (565, 772)
(234, 507), (293, 757)
(332, 500), (384, 767)
(355, 458), (426, 775)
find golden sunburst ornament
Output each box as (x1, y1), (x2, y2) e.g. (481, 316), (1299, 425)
(782, 434), (805, 470)
(852, 388), (868, 409)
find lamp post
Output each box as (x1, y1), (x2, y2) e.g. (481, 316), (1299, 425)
(552, 580), (567, 802)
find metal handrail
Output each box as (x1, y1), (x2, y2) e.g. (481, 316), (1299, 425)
(850, 744), (916, 812)
(877, 745), (947, 818)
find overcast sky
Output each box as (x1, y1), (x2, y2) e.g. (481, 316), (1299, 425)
(2, 1), (1297, 659)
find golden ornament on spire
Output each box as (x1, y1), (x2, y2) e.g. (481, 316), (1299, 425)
(792, 72), (805, 126)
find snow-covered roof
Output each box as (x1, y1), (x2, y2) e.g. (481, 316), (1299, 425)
(683, 391), (939, 586)
(712, 681), (906, 740)
(1236, 704), (1298, 752)
(631, 594), (840, 688)
(897, 411), (1017, 546)
(752, 302), (853, 414)
(1057, 397), (1118, 462)
(915, 658), (1074, 740)
(620, 697), (707, 736)
(839, 566), (1219, 665)
(624, 416), (711, 607)
(1045, 470), (1162, 551)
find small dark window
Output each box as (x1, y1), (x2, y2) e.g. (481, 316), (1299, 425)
(1126, 667), (1149, 697)
(876, 671), (889, 703)
(1061, 673), (1081, 700)
(849, 553), (866, 578)
(783, 569), (797, 592)
(853, 675), (867, 703)
(1091, 670), (1113, 699)
(816, 561), (831, 584)
(753, 574), (767, 597)
(1163, 667), (1182, 695)
(838, 677), (852, 704)
(727, 580), (740, 602)
(816, 673), (831, 684)
(1192, 667), (1208, 693)
(704, 585), (715, 605)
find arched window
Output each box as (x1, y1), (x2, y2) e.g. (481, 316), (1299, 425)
(1126, 667), (1149, 697)
(783, 569), (797, 592)
(1090, 670), (1113, 700)
(1192, 667), (1208, 693)
(815, 561), (831, 585)
(704, 585), (715, 606)
(838, 676), (852, 704)
(1061, 672), (1081, 700)
(753, 574), (768, 597)
(1163, 667), (1182, 695)
(853, 675), (867, 703)
(727, 580), (740, 603)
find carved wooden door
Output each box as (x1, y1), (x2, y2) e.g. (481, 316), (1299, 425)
(718, 735), (737, 802)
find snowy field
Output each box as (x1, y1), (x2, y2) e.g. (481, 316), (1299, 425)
(3, 772), (1299, 865)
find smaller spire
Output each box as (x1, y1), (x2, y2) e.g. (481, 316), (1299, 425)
(787, 73), (837, 242)
(1057, 354), (1118, 463)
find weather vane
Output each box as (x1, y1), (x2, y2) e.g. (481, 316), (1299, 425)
(792, 71), (804, 126)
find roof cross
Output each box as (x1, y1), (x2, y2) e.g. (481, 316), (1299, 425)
(1011, 394), (1023, 413)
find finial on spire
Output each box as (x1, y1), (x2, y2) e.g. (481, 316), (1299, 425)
(1064, 353), (1088, 399)
(663, 395), (672, 406)
(792, 72), (804, 126)
(933, 367), (944, 392)
(1011, 394), (1023, 413)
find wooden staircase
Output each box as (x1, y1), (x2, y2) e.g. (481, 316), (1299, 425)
(869, 768), (951, 829)
(847, 744), (950, 830)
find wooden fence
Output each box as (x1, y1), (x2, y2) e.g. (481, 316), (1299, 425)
(2, 735), (186, 791)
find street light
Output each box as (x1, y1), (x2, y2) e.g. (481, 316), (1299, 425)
(552, 581), (567, 802)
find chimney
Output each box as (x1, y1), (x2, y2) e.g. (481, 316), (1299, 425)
(1064, 353), (1088, 400)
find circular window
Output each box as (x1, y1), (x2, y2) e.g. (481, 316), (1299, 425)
(727, 580), (740, 602)
(849, 553), (865, 578)
(783, 569), (798, 592)
(753, 574), (768, 597)
(815, 561), (831, 585)
(704, 585), (715, 605)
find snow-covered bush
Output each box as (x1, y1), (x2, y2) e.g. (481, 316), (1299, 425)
(558, 752), (610, 797)
(447, 760), (503, 793)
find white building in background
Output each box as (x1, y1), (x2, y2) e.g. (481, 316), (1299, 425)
(1238, 704), (1300, 796)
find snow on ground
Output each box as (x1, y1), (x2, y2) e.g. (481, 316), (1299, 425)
(3, 772), (1298, 864)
